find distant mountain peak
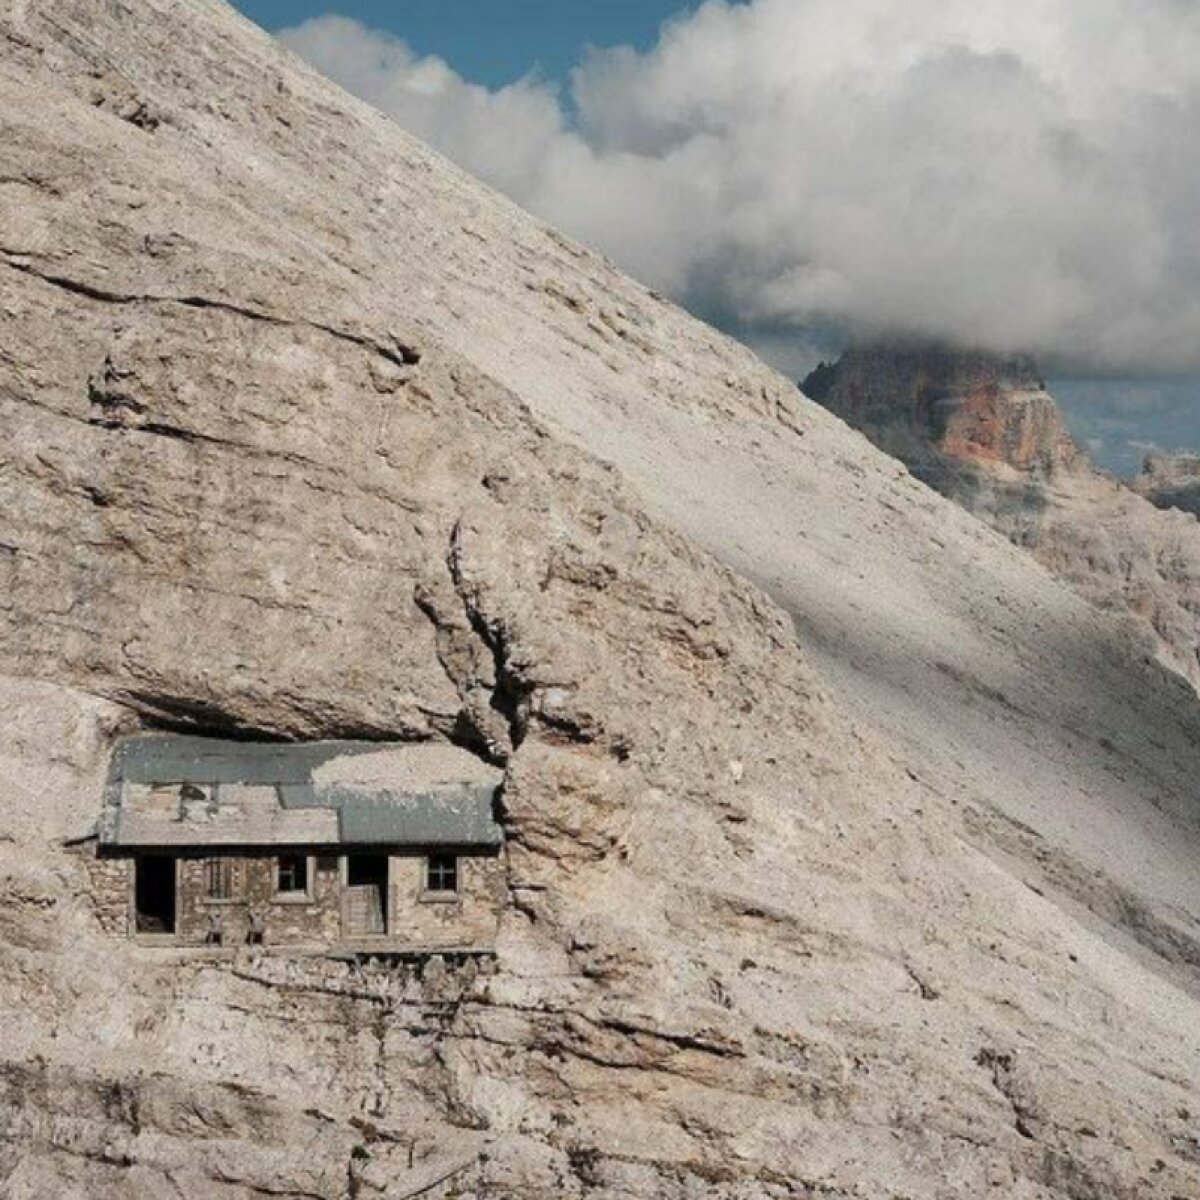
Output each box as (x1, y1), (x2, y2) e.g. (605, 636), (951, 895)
(804, 341), (1200, 697)
(1133, 450), (1200, 517)
(802, 342), (1080, 478)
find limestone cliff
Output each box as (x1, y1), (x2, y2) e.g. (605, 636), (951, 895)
(4, 4), (1200, 1199)
(805, 344), (1200, 692)
(803, 344), (1080, 478)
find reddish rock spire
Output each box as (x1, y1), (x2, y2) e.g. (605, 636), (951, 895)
(803, 343), (1081, 477)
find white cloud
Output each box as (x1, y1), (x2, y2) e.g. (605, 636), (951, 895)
(282, 2), (1200, 376)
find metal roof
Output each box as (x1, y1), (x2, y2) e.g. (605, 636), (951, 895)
(99, 735), (503, 850)
(111, 736), (395, 786)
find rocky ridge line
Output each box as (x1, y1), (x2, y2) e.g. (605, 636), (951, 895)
(805, 342), (1200, 692)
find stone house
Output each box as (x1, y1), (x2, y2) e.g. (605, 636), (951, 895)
(90, 734), (506, 953)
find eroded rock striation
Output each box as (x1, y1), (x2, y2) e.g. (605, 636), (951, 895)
(805, 343), (1200, 692)
(3, 3), (1200, 1198)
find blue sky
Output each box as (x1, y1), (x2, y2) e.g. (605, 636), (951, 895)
(233, 1), (697, 88)
(237, 2), (1200, 474)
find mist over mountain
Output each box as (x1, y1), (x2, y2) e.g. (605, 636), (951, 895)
(282, 0), (1200, 381)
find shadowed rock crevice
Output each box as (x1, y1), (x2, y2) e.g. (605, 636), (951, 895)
(103, 687), (439, 747)
(1, 251), (421, 369)
(447, 517), (533, 761)
(975, 1048), (1039, 1141)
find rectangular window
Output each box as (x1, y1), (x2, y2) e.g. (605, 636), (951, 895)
(204, 857), (234, 900)
(426, 853), (458, 894)
(277, 854), (309, 896)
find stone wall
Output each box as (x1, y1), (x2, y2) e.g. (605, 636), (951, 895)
(177, 852), (343, 947)
(389, 852), (505, 949)
(81, 850), (129, 935)
(88, 848), (505, 949)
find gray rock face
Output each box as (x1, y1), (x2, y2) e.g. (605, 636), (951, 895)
(3, 3), (1200, 1198)
(1134, 451), (1200, 518)
(805, 344), (1200, 692)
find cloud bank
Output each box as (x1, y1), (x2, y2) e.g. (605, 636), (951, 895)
(282, 2), (1200, 376)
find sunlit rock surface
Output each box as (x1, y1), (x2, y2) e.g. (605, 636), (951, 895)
(3, 3), (1200, 1197)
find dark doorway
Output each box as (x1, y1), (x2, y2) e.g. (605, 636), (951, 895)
(135, 855), (177, 934)
(344, 854), (389, 936)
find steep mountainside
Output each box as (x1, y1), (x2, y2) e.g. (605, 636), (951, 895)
(3, 3), (1200, 1198)
(805, 344), (1200, 692)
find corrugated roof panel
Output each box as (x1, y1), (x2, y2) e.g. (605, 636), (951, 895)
(110, 736), (382, 785)
(99, 735), (504, 849)
(333, 785), (503, 847)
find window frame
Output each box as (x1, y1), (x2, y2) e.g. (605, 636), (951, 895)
(274, 853), (314, 902)
(202, 856), (237, 904)
(423, 852), (460, 898)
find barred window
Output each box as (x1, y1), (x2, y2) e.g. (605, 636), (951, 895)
(277, 855), (309, 895)
(205, 857), (234, 900)
(426, 853), (458, 894)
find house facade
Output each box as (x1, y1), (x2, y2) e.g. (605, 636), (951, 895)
(88, 734), (506, 953)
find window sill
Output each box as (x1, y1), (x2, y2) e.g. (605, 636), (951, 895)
(198, 897), (244, 907)
(418, 890), (461, 905)
(272, 892), (315, 905)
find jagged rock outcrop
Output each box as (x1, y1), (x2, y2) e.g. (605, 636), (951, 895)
(1134, 451), (1200, 517)
(805, 344), (1200, 692)
(4, 4), (1200, 1198)
(803, 344), (1080, 478)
